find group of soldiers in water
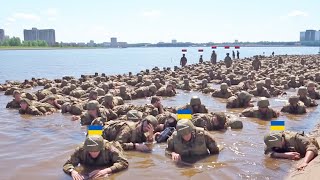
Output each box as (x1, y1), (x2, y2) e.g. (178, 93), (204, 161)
(1, 52), (320, 179)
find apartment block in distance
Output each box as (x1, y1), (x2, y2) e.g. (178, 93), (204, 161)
(24, 27), (56, 45)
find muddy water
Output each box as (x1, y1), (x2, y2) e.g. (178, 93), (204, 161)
(1, 85), (319, 180)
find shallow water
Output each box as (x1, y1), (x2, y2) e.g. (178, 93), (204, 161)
(0, 87), (319, 180)
(0, 47), (319, 83)
(0, 48), (320, 180)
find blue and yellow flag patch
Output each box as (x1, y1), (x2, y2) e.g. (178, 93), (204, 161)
(177, 109), (192, 120)
(87, 125), (103, 136)
(270, 121), (285, 131)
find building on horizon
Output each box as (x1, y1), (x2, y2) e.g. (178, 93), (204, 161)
(300, 32), (306, 41)
(23, 28), (56, 45)
(0, 29), (4, 42)
(304, 30), (316, 41)
(87, 40), (95, 47)
(172, 39), (177, 44)
(315, 30), (320, 41)
(110, 37), (117, 47)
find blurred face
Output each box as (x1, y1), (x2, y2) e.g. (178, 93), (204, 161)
(166, 86), (173, 91)
(14, 94), (21, 101)
(20, 102), (28, 110)
(47, 99), (54, 105)
(212, 116), (219, 126)
(182, 133), (192, 141)
(142, 121), (150, 132)
(88, 151), (100, 158)
(259, 107), (268, 113)
(88, 109), (98, 117)
(192, 105), (200, 111)
(307, 86), (315, 92)
(90, 95), (97, 100)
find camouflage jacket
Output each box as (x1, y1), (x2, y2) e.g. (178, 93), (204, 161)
(166, 128), (219, 156)
(241, 107), (278, 120)
(6, 99), (21, 109)
(80, 108), (115, 125)
(63, 140), (128, 174)
(248, 88), (271, 98)
(102, 121), (148, 150)
(299, 97), (318, 107)
(281, 102), (307, 114)
(265, 131), (319, 157)
(211, 89), (233, 99)
(308, 90), (320, 100)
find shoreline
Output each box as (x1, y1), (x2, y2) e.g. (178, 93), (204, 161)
(0, 45), (320, 51)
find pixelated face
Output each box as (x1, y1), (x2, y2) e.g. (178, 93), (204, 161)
(20, 102), (28, 110)
(166, 86), (173, 91)
(259, 107), (268, 113)
(182, 133), (192, 141)
(88, 151), (101, 158)
(90, 95), (97, 100)
(307, 86), (315, 91)
(142, 120), (150, 132)
(14, 94), (21, 101)
(88, 109), (98, 117)
(212, 116), (219, 126)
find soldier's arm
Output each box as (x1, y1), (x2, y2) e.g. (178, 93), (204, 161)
(204, 131), (220, 154)
(63, 147), (82, 175)
(30, 107), (44, 116)
(281, 105), (289, 112)
(115, 128), (135, 150)
(6, 101), (12, 108)
(296, 135), (318, 156)
(108, 145), (129, 173)
(241, 108), (254, 117)
(38, 107), (47, 114)
(165, 135), (174, 156)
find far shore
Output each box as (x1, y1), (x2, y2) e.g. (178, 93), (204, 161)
(0, 45), (319, 51)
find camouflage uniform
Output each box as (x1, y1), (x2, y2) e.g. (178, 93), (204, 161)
(134, 104), (160, 117)
(192, 112), (243, 130)
(252, 57), (261, 71)
(6, 90), (21, 109)
(264, 78), (284, 97)
(307, 82), (320, 100)
(19, 99), (55, 116)
(211, 83), (233, 99)
(156, 85), (176, 97)
(61, 102), (84, 115)
(281, 96), (307, 114)
(112, 104), (136, 116)
(288, 76), (299, 88)
(63, 136), (128, 175)
(226, 91), (253, 108)
(264, 131), (319, 158)
(248, 81), (271, 98)
(119, 85), (132, 100)
(165, 120), (220, 156)
(80, 101), (116, 125)
(177, 79), (192, 91)
(241, 97), (279, 120)
(102, 116), (158, 150)
(178, 96), (208, 114)
(297, 87), (318, 107)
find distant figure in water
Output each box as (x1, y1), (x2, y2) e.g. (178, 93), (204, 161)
(180, 54), (187, 67)
(232, 50), (236, 59)
(272, 51), (275, 57)
(224, 53), (232, 68)
(211, 50), (217, 64)
(237, 50), (240, 59)
(199, 55), (203, 64)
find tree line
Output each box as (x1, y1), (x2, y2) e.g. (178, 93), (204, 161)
(0, 37), (48, 47)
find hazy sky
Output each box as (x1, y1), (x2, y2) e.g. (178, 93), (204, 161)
(1, 0), (319, 43)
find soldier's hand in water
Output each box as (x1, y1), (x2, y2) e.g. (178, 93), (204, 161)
(285, 152), (300, 160)
(91, 168), (111, 179)
(71, 170), (84, 180)
(296, 162), (308, 171)
(135, 143), (150, 152)
(171, 152), (181, 162)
